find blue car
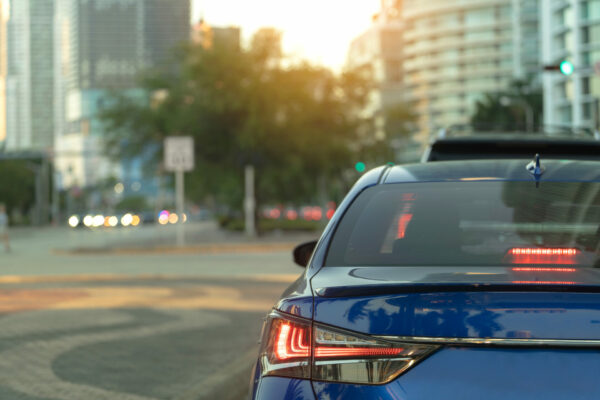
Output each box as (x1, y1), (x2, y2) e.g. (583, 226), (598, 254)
(250, 157), (600, 400)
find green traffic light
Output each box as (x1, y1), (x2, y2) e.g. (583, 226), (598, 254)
(355, 162), (366, 173)
(560, 60), (574, 76)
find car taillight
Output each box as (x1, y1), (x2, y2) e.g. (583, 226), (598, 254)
(259, 313), (438, 384)
(260, 317), (311, 379)
(507, 247), (579, 264)
(312, 324), (436, 384)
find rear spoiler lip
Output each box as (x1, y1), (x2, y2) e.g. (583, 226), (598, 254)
(315, 282), (600, 298)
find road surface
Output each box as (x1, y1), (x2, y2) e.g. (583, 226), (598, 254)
(0, 223), (312, 400)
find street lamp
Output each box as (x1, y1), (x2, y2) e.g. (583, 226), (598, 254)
(500, 96), (535, 133)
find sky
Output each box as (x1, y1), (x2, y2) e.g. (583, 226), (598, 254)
(192, 0), (382, 71)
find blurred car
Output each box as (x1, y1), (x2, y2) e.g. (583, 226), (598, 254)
(422, 125), (600, 162)
(250, 158), (600, 399)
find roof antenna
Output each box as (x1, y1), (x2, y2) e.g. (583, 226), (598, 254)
(526, 153), (544, 187)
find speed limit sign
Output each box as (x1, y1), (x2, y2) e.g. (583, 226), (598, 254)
(164, 136), (195, 172)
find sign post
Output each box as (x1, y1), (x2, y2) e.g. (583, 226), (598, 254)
(244, 165), (256, 237)
(164, 136), (194, 247)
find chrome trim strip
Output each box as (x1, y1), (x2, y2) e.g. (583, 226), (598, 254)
(376, 336), (600, 348)
(314, 357), (412, 366)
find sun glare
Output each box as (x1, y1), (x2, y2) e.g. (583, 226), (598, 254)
(193, 0), (381, 70)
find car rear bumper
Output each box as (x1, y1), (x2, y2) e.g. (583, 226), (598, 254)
(253, 376), (316, 400)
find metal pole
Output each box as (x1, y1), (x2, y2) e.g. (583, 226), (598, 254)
(175, 169), (185, 247)
(525, 103), (534, 133)
(244, 165), (256, 237)
(34, 166), (42, 226)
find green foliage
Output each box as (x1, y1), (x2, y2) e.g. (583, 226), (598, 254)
(100, 28), (378, 210)
(115, 195), (148, 212)
(0, 160), (35, 215)
(470, 79), (543, 132)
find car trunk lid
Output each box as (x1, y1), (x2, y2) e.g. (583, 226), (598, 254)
(311, 266), (600, 340)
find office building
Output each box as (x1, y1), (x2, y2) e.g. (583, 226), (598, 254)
(53, 0), (190, 188)
(0, 0), (7, 145)
(5, 0), (54, 151)
(541, 0), (600, 129)
(402, 0), (541, 141)
(347, 8), (404, 139)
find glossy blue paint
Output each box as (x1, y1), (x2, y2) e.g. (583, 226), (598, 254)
(274, 273), (314, 318)
(314, 290), (600, 338)
(311, 266), (600, 338)
(312, 347), (600, 400)
(254, 377), (316, 400)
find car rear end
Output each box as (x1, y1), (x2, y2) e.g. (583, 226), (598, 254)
(251, 160), (600, 400)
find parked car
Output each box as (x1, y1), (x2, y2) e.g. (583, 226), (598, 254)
(250, 157), (600, 399)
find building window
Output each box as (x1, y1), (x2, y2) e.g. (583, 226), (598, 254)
(583, 77), (591, 95)
(465, 8), (495, 27)
(581, 1), (600, 21)
(385, 60), (402, 83)
(582, 49), (600, 66)
(465, 30), (494, 41)
(581, 24), (600, 44)
(583, 101), (594, 120)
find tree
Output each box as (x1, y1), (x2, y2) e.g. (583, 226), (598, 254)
(100, 28), (375, 213)
(0, 160), (35, 219)
(470, 79), (543, 132)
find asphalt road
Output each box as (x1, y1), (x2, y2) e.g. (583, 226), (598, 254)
(0, 223), (309, 400)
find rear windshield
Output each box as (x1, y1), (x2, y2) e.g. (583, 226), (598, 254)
(325, 182), (600, 267)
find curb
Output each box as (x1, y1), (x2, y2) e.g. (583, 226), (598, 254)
(52, 242), (299, 256)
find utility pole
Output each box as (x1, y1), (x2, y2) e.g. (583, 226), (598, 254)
(244, 165), (256, 237)
(175, 169), (185, 247)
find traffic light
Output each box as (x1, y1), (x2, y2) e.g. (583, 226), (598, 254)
(559, 60), (574, 75)
(355, 162), (366, 173)
(544, 60), (574, 76)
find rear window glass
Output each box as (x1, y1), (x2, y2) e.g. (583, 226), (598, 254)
(325, 182), (600, 267)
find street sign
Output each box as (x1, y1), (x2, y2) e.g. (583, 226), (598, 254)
(164, 136), (194, 172)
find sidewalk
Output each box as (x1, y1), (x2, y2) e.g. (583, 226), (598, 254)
(10, 221), (319, 255)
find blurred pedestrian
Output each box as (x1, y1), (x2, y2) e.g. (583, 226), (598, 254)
(0, 204), (10, 252)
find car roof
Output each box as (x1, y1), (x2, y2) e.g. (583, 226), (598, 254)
(425, 135), (600, 162)
(431, 134), (599, 144)
(381, 159), (600, 184)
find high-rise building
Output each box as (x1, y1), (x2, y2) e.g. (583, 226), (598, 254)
(541, 0), (600, 129)
(0, 0), (8, 145)
(347, 9), (404, 140)
(191, 19), (241, 50)
(402, 0), (541, 142)
(346, 6), (422, 162)
(53, 0), (190, 188)
(5, 0), (54, 151)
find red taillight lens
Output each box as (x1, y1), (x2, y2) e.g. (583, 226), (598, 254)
(260, 317), (311, 379)
(508, 247), (579, 265)
(274, 322), (310, 361)
(315, 346), (404, 358)
(260, 313), (438, 384)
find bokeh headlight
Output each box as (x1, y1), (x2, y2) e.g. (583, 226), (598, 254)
(92, 215), (104, 227)
(83, 215), (94, 227)
(68, 215), (80, 228)
(121, 213), (133, 227)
